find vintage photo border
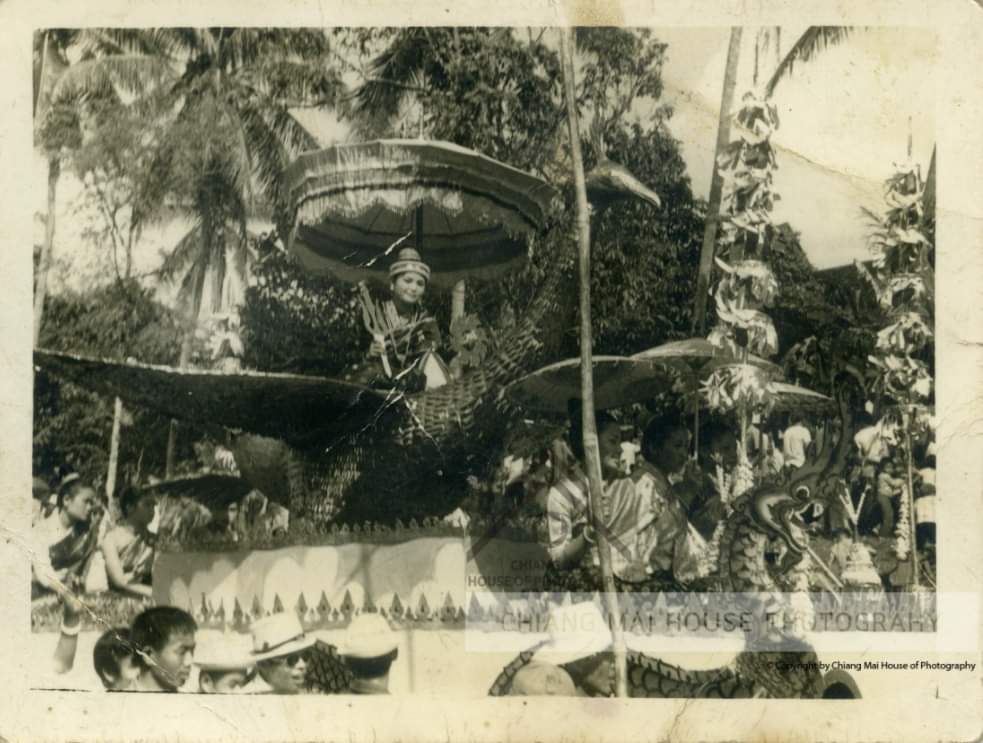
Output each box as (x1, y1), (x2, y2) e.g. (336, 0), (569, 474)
(1, 1), (981, 741)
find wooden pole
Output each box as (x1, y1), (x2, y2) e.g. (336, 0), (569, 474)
(105, 397), (124, 523)
(451, 279), (466, 322)
(903, 411), (921, 588)
(692, 28), (743, 336)
(559, 27), (628, 699)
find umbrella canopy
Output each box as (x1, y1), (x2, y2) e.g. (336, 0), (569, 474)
(769, 382), (836, 414)
(631, 338), (781, 382)
(286, 140), (559, 290)
(507, 355), (830, 418)
(506, 357), (676, 415)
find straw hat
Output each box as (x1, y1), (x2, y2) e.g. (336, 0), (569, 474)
(196, 646), (256, 674)
(248, 613), (316, 662)
(537, 602), (613, 667)
(339, 612), (398, 659)
(389, 247), (431, 282)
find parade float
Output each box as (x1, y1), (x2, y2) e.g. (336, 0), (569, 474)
(31, 32), (937, 699)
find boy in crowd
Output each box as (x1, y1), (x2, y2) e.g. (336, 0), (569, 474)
(198, 656), (255, 694)
(782, 413), (813, 470)
(93, 627), (141, 691)
(130, 606), (197, 692)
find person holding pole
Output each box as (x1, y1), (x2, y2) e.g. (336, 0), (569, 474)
(347, 248), (444, 391)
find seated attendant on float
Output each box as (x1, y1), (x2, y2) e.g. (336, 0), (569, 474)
(101, 485), (158, 598)
(631, 414), (708, 589)
(31, 474), (101, 597)
(348, 247), (445, 391)
(544, 404), (659, 592)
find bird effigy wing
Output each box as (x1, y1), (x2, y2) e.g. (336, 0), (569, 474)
(34, 349), (394, 448)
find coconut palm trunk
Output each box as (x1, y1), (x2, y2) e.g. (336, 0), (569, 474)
(559, 27), (628, 699)
(34, 157), (59, 345)
(692, 27), (742, 335)
(166, 233), (211, 478)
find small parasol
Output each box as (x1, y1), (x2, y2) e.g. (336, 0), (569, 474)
(285, 139), (558, 290)
(632, 338), (784, 457)
(768, 381), (836, 414)
(631, 338), (781, 384)
(506, 357), (676, 415)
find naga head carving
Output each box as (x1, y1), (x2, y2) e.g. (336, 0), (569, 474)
(740, 389), (854, 575)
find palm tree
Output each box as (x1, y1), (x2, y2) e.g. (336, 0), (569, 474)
(693, 27), (856, 333)
(765, 27), (853, 97)
(57, 29), (344, 476)
(33, 31), (80, 346)
(692, 28), (743, 334)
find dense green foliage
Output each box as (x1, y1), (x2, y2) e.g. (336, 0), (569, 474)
(239, 236), (366, 376)
(33, 281), (206, 485)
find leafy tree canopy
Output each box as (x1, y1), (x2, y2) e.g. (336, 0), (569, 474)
(34, 280), (206, 485)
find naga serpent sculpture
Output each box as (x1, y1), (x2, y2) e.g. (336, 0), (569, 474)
(490, 392), (858, 699)
(33, 158), (660, 527)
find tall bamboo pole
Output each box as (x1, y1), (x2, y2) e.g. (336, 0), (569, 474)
(105, 397), (124, 523)
(903, 415), (920, 588)
(451, 279), (466, 322)
(559, 27), (628, 698)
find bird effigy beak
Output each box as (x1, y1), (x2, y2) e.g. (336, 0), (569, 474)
(612, 168), (662, 209)
(585, 160), (662, 211)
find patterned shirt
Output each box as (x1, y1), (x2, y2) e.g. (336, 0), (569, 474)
(631, 461), (705, 584)
(546, 464), (661, 582)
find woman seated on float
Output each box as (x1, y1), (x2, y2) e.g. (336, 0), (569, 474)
(101, 485), (158, 598)
(31, 474), (101, 598)
(544, 404), (662, 592)
(348, 247), (446, 391)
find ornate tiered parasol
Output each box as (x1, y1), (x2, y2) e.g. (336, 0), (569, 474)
(285, 139), (558, 290)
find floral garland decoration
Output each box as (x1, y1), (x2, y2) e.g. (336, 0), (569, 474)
(858, 159), (935, 565)
(700, 91), (783, 575)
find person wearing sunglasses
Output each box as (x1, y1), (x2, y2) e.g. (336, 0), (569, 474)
(248, 613), (315, 694)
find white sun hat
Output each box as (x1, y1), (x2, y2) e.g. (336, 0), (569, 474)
(339, 612), (398, 659)
(248, 613), (316, 662)
(536, 602), (613, 666)
(195, 636), (256, 674)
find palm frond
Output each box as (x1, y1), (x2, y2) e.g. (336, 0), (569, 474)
(239, 58), (345, 108)
(52, 54), (176, 103)
(765, 27), (853, 97)
(78, 28), (190, 61)
(226, 28), (330, 69)
(353, 29), (429, 119)
(237, 104), (309, 209)
(159, 223), (203, 280)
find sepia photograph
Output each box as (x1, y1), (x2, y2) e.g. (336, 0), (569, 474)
(3, 4), (982, 741)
